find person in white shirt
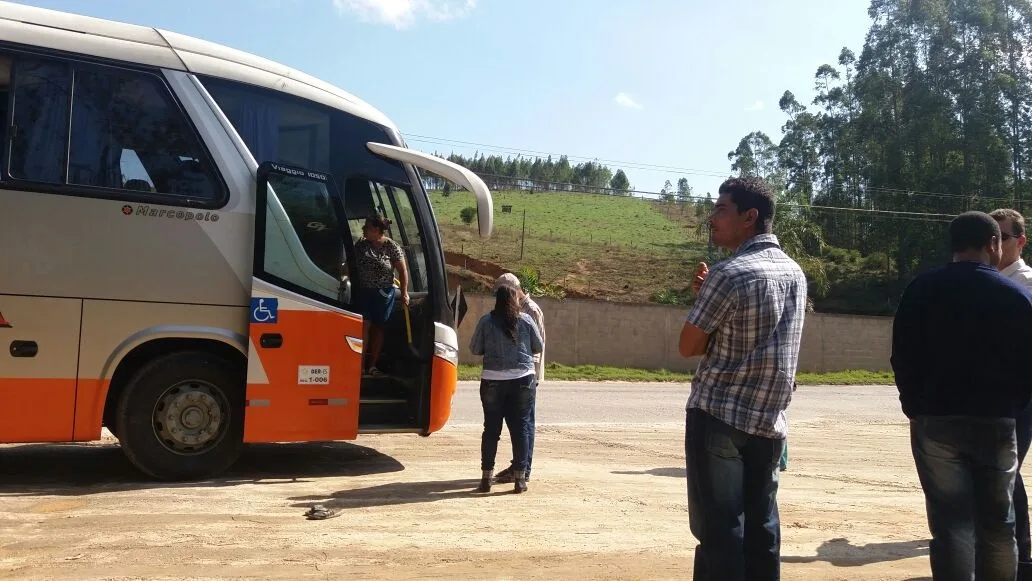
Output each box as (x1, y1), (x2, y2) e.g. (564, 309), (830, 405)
(492, 272), (546, 483)
(993, 208), (1032, 286)
(991, 208), (1032, 580)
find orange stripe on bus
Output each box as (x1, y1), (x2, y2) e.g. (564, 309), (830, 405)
(72, 379), (110, 441)
(0, 378), (77, 443)
(428, 356), (458, 434)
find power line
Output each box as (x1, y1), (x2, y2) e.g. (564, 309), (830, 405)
(429, 187), (960, 223)
(408, 133), (1026, 203)
(404, 134), (731, 178)
(441, 172), (969, 218)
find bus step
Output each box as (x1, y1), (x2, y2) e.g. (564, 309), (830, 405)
(360, 398), (408, 405)
(357, 425), (422, 434)
(359, 403), (417, 427)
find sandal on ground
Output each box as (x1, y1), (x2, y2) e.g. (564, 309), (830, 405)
(304, 504), (340, 520)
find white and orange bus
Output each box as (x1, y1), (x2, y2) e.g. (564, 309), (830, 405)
(0, 2), (493, 480)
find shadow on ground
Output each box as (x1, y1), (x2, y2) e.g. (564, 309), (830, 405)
(0, 440), (404, 496)
(289, 478), (524, 511)
(611, 467), (685, 478)
(782, 537), (928, 566)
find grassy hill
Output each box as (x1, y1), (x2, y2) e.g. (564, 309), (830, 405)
(429, 189), (710, 304)
(428, 188), (898, 313)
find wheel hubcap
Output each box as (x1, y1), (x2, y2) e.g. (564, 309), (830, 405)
(153, 381), (228, 454)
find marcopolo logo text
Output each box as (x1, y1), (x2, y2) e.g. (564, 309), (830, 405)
(122, 205), (220, 222)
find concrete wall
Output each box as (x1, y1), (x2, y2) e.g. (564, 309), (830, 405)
(456, 293), (893, 373)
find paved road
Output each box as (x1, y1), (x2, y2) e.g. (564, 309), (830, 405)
(449, 380), (903, 426)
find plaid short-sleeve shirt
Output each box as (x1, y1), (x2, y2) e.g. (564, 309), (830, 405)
(684, 233), (808, 439)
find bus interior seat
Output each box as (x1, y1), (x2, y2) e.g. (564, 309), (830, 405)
(124, 178), (154, 192)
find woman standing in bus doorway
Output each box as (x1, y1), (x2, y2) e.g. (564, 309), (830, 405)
(355, 214), (409, 377)
(470, 286), (543, 494)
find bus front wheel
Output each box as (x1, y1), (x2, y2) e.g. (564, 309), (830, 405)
(115, 351), (245, 481)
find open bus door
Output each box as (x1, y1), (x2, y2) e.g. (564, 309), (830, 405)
(243, 162), (364, 443)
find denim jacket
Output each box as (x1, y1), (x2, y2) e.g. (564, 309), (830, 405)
(470, 312), (543, 375)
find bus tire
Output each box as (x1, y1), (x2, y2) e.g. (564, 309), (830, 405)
(115, 350), (245, 481)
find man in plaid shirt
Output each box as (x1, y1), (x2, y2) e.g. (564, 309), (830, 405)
(678, 176), (808, 580)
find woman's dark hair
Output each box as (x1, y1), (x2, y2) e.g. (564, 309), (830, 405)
(491, 286), (520, 343)
(365, 213), (392, 232)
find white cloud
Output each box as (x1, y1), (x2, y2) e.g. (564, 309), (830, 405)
(744, 100), (764, 112)
(614, 92), (643, 110)
(333, 0), (477, 29)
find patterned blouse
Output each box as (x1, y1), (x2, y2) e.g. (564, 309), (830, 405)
(355, 237), (403, 289)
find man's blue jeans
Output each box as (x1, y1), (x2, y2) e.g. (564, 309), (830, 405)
(910, 415), (1018, 581)
(1015, 403), (1032, 567)
(480, 375), (536, 473)
(685, 408), (784, 581)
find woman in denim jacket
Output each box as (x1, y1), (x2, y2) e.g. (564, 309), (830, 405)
(470, 286), (543, 494)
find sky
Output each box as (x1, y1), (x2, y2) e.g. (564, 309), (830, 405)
(13, 0), (873, 196)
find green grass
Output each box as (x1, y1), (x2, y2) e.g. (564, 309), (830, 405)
(430, 189), (693, 250)
(427, 188), (898, 311)
(458, 364), (896, 385)
(794, 370), (896, 385)
(429, 189), (708, 302)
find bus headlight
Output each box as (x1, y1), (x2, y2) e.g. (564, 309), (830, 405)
(433, 341), (458, 366)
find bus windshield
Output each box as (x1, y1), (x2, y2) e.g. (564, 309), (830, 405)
(201, 76), (430, 295)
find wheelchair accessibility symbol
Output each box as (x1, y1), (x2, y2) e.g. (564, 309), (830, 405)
(250, 298), (278, 324)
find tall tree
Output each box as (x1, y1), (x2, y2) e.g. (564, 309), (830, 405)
(677, 177), (692, 202)
(610, 169), (631, 193)
(727, 0), (1032, 313)
(661, 179), (674, 201)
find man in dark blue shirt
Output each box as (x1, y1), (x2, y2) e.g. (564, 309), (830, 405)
(892, 210), (1032, 580)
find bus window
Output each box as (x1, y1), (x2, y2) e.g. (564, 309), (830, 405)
(9, 57), (71, 184)
(262, 171), (347, 305)
(6, 54), (222, 202)
(203, 79), (331, 172)
(68, 64), (220, 198)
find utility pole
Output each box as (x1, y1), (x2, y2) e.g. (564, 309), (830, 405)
(520, 208), (527, 260)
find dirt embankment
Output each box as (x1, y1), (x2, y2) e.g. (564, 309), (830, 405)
(443, 251), (595, 300)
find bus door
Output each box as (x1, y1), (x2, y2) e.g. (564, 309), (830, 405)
(242, 162), (363, 443)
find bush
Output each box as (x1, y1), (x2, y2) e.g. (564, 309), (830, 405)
(516, 267), (566, 300)
(460, 206), (476, 225)
(651, 288), (692, 306)
(823, 246), (860, 264)
(862, 251), (889, 271)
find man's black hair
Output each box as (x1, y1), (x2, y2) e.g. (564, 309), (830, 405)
(949, 211), (1001, 253)
(717, 176), (776, 234)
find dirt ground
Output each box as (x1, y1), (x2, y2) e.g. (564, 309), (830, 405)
(0, 382), (991, 580)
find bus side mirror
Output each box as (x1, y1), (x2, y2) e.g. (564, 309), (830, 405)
(450, 286), (468, 328)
